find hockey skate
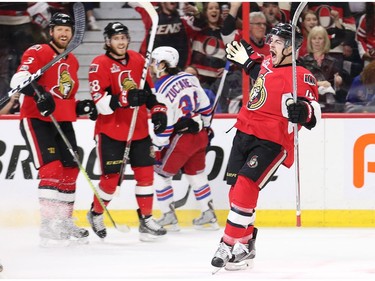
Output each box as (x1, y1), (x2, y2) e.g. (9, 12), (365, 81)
(87, 210), (107, 239)
(225, 228), (258, 271)
(156, 204), (180, 232)
(193, 201), (219, 231)
(137, 209), (167, 242)
(211, 240), (233, 274)
(39, 219), (71, 247)
(63, 218), (89, 244)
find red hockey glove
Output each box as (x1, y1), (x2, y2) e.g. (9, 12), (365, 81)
(286, 98), (313, 124)
(33, 86), (55, 117)
(118, 89), (150, 107)
(151, 104), (167, 134)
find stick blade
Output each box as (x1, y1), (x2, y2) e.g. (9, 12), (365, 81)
(116, 224), (131, 233)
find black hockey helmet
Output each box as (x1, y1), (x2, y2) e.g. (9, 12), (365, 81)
(103, 22), (129, 39)
(266, 23), (303, 49)
(49, 12), (75, 29)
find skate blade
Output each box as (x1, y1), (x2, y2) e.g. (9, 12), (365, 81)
(212, 266), (223, 275)
(194, 222), (220, 231)
(225, 259), (254, 271)
(139, 232), (167, 242)
(70, 236), (89, 245)
(164, 224), (181, 232)
(39, 238), (72, 248)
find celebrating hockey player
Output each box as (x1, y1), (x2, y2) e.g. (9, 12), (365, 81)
(10, 12), (97, 246)
(150, 46), (219, 231)
(86, 22), (168, 241)
(210, 23), (321, 272)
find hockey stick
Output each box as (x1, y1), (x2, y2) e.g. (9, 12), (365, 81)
(174, 61), (231, 209)
(31, 4), (130, 233)
(291, 2), (307, 227)
(0, 2), (86, 108)
(117, 2), (159, 188)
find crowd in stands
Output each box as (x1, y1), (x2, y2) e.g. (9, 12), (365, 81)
(1, 2), (374, 114)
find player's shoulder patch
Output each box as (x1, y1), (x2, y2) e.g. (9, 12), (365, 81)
(303, 73), (316, 86)
(29, 44), (42, 51)
(89, 64), (99, 73)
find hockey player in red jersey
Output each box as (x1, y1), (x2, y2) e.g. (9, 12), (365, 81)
(150, 46), (219, 231)
(211, 23), (321, 272)
(86, 22), (168, 241)
(10, 13), (97, 246)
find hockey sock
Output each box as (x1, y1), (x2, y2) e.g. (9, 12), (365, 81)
(38, 160), (63, 220)
(154, 173), (174, 214)
(57, 167), (79, 218)
(133, 166), (154, 216)
(92, 173), (118, 213)
(185, 174), (213, 212)
(223, 175), (259, 245)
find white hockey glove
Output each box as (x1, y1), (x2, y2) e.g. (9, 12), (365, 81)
(226, 39), (262, 74)
(27, 2), (51, 29)
(10, 71), (34, 96)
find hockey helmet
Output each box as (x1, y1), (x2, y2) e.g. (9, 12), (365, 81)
(49, 13), (75, 28)
(266, 23), (303, 49)
(103, 22), (129, 39)
(151, 46), (179, 68)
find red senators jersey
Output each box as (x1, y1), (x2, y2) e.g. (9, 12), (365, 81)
(18, 44), (79, 121)
(235, 55), (319, 168)
(89, 50), (154, 141)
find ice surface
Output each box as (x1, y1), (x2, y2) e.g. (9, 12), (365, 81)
(0, 226), (374, 280)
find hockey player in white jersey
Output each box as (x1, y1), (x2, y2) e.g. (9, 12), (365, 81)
(150, 46), (219, 231)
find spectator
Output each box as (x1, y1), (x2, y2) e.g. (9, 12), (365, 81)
(345, 60), (375, 113)
(132, 2), (196, 69)
(0, 92), (19, 114)
(342, 38), (364, 80)
(84, 2), (100, 31)
(300, 26), (350, 112)
(298, 10), (319, 58)
(356, 2), (375, 67)
(291, 3), (356, 61)
(262, 2), (289, 34)
(349, 2), (366, 27)
(190, 2), (240, 88)
(0, 3), (40, 100)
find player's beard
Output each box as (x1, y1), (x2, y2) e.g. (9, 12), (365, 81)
(52, 37), (71, 50)
(110, 45), (127, 59)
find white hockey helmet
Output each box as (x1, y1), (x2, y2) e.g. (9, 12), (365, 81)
(151, 46), (179, 68)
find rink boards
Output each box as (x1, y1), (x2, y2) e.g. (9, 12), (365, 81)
(1, 114), (375, 227)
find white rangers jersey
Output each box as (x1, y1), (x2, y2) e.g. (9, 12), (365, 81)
(152, 72), (213, 148)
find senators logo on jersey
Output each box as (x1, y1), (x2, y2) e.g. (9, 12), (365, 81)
(119, 70), (137, 91)
(247, 74), (267, 110)
(50, 63), (75, 99)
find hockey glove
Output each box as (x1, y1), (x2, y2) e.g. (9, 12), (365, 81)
(173, 117), (202, 134)
(226, 39), (259, 73)
(286, 98), (313, 124)
(33, 87), (55, 117)
(10, 71), (34, 96)
(118, 89), (150, 108)
(151, 104), (167, 134)
(76, 99), (98, 121)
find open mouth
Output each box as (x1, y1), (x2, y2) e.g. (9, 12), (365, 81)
(270, 50), (276, 59)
